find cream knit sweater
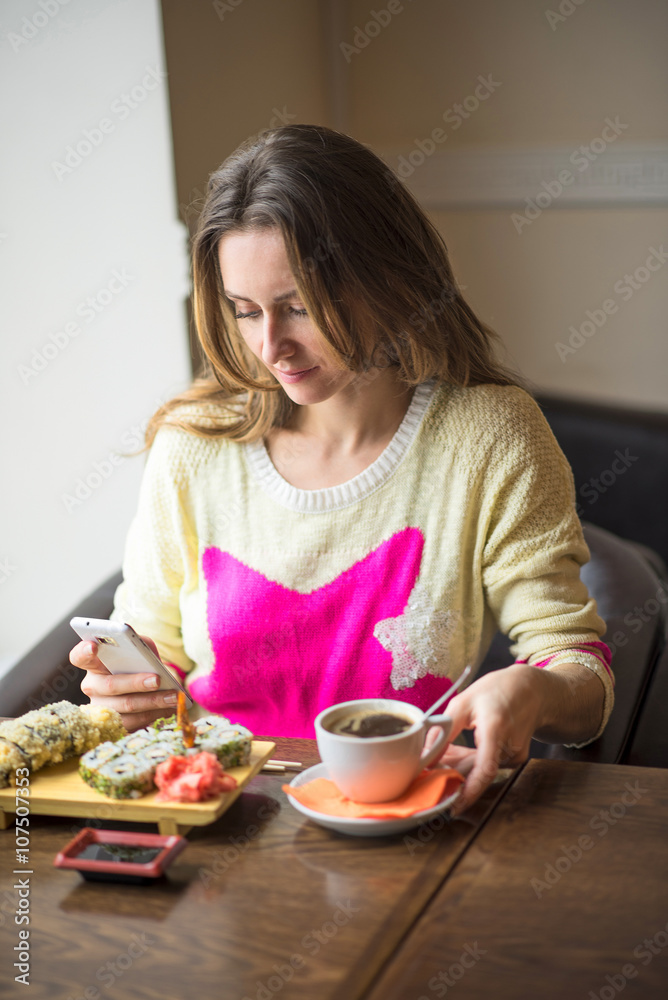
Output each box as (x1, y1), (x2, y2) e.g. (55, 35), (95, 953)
(111, 380), (614, 740)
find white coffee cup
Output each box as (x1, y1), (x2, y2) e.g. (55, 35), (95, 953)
(314, 697), (453, 803)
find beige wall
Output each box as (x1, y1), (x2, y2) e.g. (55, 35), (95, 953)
(348, 0), (665, 144)
(348, 0), (668, 411)
(161, 0), (329, 225)
(161, 0), (668, 410)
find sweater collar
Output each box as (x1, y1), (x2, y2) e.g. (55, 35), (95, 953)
(243, 379), (437, 513)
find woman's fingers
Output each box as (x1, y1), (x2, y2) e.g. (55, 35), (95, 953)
(70, 635), (162, 675)
(138, 635), (161, 658)
(439, 668), (543, 817)
(434, 743), (478, 777)
(80, 668), (178, 702)
(449, 723), (503, 816)
(70, 635), (172, 693)
(83, 681), (179, 733)
(70, 636), (179, 732)
(69, 639), (110, 674)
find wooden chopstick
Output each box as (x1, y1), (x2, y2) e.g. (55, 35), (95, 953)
(261, 759), (303, 773)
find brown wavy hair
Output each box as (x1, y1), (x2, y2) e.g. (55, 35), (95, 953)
(145, 123), (518, 447)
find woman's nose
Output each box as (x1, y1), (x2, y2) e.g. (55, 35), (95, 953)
(261, 313), (293, 366)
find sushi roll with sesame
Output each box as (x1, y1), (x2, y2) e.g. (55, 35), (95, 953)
(193, 718), (252, 769)
(122, 731), (160, 754)
(192, 718), (220, 738)
(80, 704), (126, 746)
(83, 752), (156, 800)
(146, 720), (188, 752)
(78, 740), (127, 790)
(0, 705), (71, 765)
(0, 701), (126, 785)
(143, 741), (183, 765)
(47, 701), (97, 755)
(0, 738), (31, 788)
(79, 739), (125, 769)
(0, 718), (52, 770)
(78, 714), (253, 798)
(149, 717), (182, 737)
(79, 739), (173, 795)
(130, 723), (186, 751)
(23, 704), (77, 762)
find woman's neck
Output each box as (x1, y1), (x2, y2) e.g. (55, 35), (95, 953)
(266, 369), (415, 490)
(290, 368), (414, 455)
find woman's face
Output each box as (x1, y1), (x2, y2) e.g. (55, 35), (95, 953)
(217, 228), (356, 406)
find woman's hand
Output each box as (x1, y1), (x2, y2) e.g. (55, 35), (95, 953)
(440, 662), (605, 816)
(441, 664), (544, 816)
(69, 636), (180, 733)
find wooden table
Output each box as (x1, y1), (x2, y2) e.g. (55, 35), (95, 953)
(0, 737), (515, 1000)
(1, 744), (667, 1000)
(368, 758), (668, 1000)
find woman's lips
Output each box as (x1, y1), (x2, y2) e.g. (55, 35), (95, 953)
(274, 366), (318, 384)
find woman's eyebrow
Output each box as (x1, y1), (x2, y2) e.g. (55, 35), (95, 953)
(225, 289), (299, 302)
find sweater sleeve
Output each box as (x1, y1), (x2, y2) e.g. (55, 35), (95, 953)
(110, 425), (198, 677)
(479, 390), (614, 746)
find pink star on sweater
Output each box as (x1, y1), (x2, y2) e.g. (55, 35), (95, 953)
(190, 527), (454, 737)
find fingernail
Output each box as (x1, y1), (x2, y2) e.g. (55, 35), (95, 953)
(143, 675), (160, 690)
(83, 642), (95, 656)
(163, 693), (178, 705)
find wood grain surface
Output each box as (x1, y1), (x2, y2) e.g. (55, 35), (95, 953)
(0, 737), (517, 1000)
(366, 759), (668, 1000)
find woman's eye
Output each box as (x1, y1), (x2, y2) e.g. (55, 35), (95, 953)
(234, 306), (308, 320)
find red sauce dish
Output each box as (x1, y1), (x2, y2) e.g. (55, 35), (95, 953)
(54, 828), (187, 885)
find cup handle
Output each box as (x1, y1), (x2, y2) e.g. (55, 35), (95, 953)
(418, 715), (453, 771)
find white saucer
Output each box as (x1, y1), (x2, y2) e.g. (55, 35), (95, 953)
(285, 763), (461, 837)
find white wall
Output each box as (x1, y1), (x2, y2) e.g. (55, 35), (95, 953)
(0, 0), (192, 678)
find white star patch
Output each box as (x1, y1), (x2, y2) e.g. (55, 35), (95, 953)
(373, 581), (461, 690)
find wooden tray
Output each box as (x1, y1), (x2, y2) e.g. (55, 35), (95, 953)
(0, 740), (275, 836)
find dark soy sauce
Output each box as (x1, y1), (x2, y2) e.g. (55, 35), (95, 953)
(77, 843), (163, 864)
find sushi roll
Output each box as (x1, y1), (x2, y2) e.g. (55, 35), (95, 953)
(195, 715), (253, 768)
(79, 740), (125, 772)
(15, 705), (73, 762)
(123, 732), (158, 754)
(82, 752), (156, 800)
(143, 741), (181, 765)
(149, 717), (182, 737)
(80, 704), (126, 746)
(194, 718), (252, 769)
(0, 738), (31, 788)
(0, 702), (126, 785)
(0, 719), (51, 770)
(193, 718), (220, 738)
(147, 722), (188, 752)
(78, 713), (254, 798)
(194, 716), (252, 740)
(47, 701), (96, 755)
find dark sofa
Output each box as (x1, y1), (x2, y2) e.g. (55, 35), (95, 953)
(2, 394), (667, 767)
(536, 395), (668, 768)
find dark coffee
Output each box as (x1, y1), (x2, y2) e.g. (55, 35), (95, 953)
(329, 710), (413, 738)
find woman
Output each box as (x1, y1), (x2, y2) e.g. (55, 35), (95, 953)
(71, 124), (613, 815)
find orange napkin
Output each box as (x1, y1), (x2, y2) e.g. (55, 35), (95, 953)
(283, 768), (464, 819)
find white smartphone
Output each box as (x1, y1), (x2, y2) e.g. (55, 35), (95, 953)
(70, 617), (193, 708)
